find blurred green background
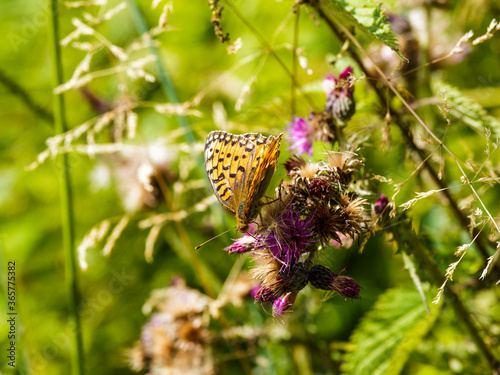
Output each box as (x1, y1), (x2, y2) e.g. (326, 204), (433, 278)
(1, 0), (500, 374)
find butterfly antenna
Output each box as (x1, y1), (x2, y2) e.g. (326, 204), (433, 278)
(195, 227), (236, 249)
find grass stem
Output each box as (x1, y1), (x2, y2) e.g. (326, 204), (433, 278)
(48, 0), (85, 373)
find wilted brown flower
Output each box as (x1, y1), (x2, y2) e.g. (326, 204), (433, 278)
(129, 278), (215, 374)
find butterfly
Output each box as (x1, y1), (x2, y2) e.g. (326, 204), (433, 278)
(204, 131), (282, 233)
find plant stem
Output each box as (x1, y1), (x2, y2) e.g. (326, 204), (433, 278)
(311, 0), (499, 275)
(0, 69), (53, 124)
(291, 8), (300, 116)
(48, 0), (84, 373)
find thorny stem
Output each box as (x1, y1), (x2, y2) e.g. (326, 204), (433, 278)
(310, 0), (499, 274)
(0, 69), (54, 124)
(48, 0), (84, 373)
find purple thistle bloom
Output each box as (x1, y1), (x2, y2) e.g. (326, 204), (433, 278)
(263, 208), (316, 271)
(323, 67), (356, 123)
(308, 264), (360, 299)
(375, 194), (389, 214)
(286, 117), (314, 156)
(272, 292), (297, 316)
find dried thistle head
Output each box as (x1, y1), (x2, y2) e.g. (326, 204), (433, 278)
(255, 191), (292, 233)
(338, 194), (367, 237)
(130, 278), (215, 374)
(310, 203), (344, 245)
(325, 151), (364, 185)
(284, 155), (307, 176)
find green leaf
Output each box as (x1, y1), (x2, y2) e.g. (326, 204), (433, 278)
(341, 286), (440, 375)
(431, 77), (500, 137)
(322, 0), (406, 61)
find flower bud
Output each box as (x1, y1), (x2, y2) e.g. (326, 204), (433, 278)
(272, 292), (297, 316)
(374, 194), (389, 214)
(224, 235), (255, 254)
(308, 264), (360, 299)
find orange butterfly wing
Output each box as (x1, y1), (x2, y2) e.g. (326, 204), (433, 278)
(204, 131), (282, 232)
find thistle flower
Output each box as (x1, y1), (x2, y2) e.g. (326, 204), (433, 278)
(323, 67), (356, 123)
(251, 248), (308, 305)
(262, 207), (317, 271)
(308, 264), (360, 299)
(308, 178), (330, 199)
(375, 194), (389, 214)
(286, 117), (314, 156)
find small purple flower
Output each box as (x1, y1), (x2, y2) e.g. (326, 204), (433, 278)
(263, 208), (316, 271)
(375, 194), (389, 214)
(323, 67), (356, 123)
(286, 117), (314, 156)
(308, 264), (360, 299)
(224, 235), (255, 254)
(272, 292), (297, 316)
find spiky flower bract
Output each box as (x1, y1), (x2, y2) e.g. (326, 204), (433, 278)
(308, 264), (361, 299)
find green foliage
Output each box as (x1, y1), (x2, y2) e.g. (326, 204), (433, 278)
(322, 0), (406, 60)
(431, 77), (500, 137)
(342, 287), (440, 375)
(1, 0), (500, 374)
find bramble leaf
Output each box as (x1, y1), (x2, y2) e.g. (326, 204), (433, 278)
(341, 287), (440, 375)
(321, 0), (407, 61)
